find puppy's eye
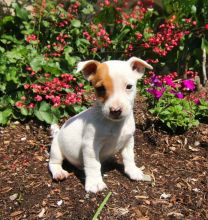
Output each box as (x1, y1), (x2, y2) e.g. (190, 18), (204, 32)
(95, 85), (106, 96)
(126, 84), (133, 90)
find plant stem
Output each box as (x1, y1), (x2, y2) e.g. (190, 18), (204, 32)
(202, 46), (207, 85)
(92, 192), (112, 220)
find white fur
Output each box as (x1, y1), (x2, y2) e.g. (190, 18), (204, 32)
(49, 57), (152, 193)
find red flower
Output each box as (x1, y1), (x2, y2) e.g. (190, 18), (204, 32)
(15, 101), (24, 107)
(26, 34), (38, 43)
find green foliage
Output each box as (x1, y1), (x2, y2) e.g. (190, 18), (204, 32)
(149, 90), (199, 132)
(196, 99), (208, 121)
(0, 0), (208, 131)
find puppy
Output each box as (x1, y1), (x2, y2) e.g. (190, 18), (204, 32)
(49, 57), (153, 193)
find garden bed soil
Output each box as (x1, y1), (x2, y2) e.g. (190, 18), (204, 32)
(0, 95), (208, 220)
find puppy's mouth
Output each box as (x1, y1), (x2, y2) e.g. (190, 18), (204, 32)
(105, 113), (125, 121)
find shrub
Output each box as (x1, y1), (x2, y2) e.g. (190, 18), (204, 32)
(0, 0), (208, 129)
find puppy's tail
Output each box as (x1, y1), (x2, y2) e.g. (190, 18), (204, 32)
(50, 124), (60, 138)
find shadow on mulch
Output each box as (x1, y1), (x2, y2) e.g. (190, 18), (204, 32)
(62, 158), (125, 186)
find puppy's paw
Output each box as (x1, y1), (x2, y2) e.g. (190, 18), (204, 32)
(53, 169), (70, 181)
(85, 178), (107, 193)
(125, 166), (152, 182)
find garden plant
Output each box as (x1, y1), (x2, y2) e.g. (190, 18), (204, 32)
(0, 0), (208, 133)
(1, 1), (208, 219)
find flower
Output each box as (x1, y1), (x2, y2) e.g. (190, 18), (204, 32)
(147, 88), (165, 99)
(151, 75), (162, 87)
(28, 103), (35, 109)
(163, 76), (175, 88)
(182, 79), (196, 91)
(34, 95), (42, 102)
(175, 92), (184, 99)
(26, 34), (38, 43)
(15, 101), (24, 107)
(205, 24), (208, 30)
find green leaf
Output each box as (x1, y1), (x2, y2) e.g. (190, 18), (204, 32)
(82, 4), (94, 15)
(0, 108), (12, 125)
(113, 28), (130, 43)
(1, 34), (20, 44)
(30, 56), (46, 72)
(34, 102), (60, 124)
(6, 48), (24, 62)
(6, 67), (18, 83)
(65, 55), (77, 66)
(191, 5), (196, 14)
(42, 61), (61, 76)
(12, 2), (29, 20)
(0, 16), (14, 26)
(73, 105), (87, 113)
(64, 46), (74, 54)
(20, 107), (29, 116)
(0, 46), (5, 53)
(34, 102), (53, 124)
(71, 19), (81, 28)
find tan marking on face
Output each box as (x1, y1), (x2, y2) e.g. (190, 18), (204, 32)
(90, 63), (113, 102)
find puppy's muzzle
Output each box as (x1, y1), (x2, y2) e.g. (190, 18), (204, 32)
(109, 107), (122, 119)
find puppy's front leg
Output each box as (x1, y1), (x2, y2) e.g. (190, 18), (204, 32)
(83, 142), (107, 193)
(122, 136), (151, 182)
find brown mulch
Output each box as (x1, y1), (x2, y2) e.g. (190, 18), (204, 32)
(0, 96), (208, 220)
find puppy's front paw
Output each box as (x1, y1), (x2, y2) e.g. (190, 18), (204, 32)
(85, 177), (107, 193)
(125, 166), (152, 182)
(53, 169), (70, 181)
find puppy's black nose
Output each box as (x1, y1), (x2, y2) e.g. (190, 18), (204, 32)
(109, 107), (122, 118)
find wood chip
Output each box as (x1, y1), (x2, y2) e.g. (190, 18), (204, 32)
(10, 210), (23, 217)
(135, 195), (149, 199)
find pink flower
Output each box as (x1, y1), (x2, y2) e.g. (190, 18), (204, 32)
(28, 103), (35, 109)
(135, 33), (143, 40)
(34, 95), (42, 102)
(24, 84), (30, 89)
(192, 21), (197, 26)
(15, 101), (24, 107)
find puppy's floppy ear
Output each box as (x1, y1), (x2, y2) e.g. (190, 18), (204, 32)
(127, 57), (153, 79)
(76, 60), (100, 81)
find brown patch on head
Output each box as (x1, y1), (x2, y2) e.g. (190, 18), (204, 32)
(90, 63), (113, 102)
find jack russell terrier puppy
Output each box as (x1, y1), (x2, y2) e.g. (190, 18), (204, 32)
(49, 57), (153, 193)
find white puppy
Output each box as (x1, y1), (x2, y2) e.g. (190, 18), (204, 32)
(49, 57), (153, 193)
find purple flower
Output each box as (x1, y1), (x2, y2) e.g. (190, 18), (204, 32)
(151, 75), (162, 87)
(147, 88), (165, 99)
(182, 79), (196, 91)
(175, 92), (184, 99)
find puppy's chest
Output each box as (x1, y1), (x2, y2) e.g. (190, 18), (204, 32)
(101, 125), (134, 149)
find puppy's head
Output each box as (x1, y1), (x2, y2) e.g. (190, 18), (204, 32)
(77, 57), (152, 121)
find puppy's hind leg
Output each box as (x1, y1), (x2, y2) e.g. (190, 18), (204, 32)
(49, 136), (69, 181)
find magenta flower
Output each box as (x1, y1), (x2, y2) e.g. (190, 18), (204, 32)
(163, 76), (176, 88)
(147, 88), (165, 99)
(175, 92), (184, 99)
(182, 79), (196, 91)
